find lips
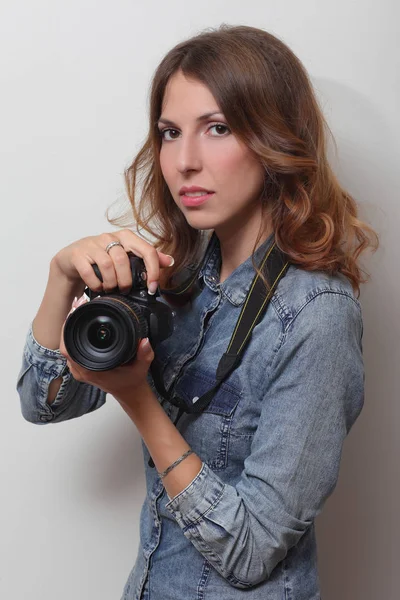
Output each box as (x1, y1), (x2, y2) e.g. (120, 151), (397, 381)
(179, 186), (214, 195)
(180, 191), (215, 207)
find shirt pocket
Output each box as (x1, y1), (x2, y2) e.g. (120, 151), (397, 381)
(172, 367), (242, 471)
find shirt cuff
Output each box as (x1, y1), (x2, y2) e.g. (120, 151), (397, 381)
(165, 462), (225, 527)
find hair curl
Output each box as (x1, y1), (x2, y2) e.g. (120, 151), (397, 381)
(107, 24), (378, 298)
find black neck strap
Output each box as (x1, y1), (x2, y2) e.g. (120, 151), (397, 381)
(150, 235), (290, 422)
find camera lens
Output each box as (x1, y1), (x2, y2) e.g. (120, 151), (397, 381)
(63, 295), (148, 371)
(88, 321), (115, 349)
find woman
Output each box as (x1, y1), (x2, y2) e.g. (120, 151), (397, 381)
(17, 25), (378, 599)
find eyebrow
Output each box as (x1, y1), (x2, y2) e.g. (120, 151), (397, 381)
(157, 111), (224, 127)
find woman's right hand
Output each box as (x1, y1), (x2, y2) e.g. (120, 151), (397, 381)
(51, 229), (175, 296)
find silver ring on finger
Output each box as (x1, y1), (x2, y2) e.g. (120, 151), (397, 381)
(105, 241), (124, 254)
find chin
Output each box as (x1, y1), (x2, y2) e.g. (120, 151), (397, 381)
(183, 215), (219, 231)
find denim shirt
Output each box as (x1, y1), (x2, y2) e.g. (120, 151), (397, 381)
(16, 233), (364, 600)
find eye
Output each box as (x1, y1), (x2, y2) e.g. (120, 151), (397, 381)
(208, 123), (230, 136)
(158, 122), (231, 142)
(158, 128), (180, 141)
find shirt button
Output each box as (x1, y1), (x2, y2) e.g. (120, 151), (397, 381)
(192, 396), (199, 404)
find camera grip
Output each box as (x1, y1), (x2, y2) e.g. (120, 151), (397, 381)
(86, 252), (147, 299)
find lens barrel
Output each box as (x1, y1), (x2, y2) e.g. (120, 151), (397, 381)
(63, 294), (148, 371)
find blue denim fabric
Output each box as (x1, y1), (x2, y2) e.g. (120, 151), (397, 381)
(17, 233), (364, 599)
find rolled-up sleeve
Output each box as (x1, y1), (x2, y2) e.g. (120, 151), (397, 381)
(16, 322), (106, 424)
(166, 291), (364, 588)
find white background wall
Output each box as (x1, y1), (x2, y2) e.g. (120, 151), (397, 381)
(1, 1), (398, 598)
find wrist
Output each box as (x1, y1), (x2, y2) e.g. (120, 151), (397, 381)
(49, 257), (85, 294)
(115, 384), (203, 498)
(115, 382), (155, 414)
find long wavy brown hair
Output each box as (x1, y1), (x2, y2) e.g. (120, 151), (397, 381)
(107, 24), (378, 298)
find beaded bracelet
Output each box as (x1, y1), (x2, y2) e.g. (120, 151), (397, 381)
(158, 449), (194, 479)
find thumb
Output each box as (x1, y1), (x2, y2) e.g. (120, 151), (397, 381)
(137, 337), (154, 362)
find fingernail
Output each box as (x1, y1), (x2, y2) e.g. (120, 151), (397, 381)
(148, 282), (158, 295)
(142, 337), (149, 347)
(166, 255), (175, 267)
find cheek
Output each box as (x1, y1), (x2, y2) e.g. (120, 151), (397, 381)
(211, 145), (244, 177)
(159, 150), (172, 183)
(211, 146), (263, 190)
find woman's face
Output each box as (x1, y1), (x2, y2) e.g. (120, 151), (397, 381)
(158, 70), (266, 241)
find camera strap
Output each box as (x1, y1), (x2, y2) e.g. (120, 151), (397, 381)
(150, 234), (290, 428)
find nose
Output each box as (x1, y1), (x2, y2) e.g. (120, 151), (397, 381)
(176, 135), (202, 174)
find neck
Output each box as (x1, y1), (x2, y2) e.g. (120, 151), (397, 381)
(215, 214), (273, 284)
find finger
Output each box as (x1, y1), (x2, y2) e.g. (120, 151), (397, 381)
(90, 234), (136, 293)
(136, 337), (154, 364)
(102, 243), (133, 294)
(67, 361), (84, 382)
(72, 294), (89, 309)
(116, 230), (173, 293)
(72, 250), (109, 294)
(73, 234), (126, 294)
(158, 253), (175, 268)
(64, 348), (88, 381)
(89, 234), (123, 292)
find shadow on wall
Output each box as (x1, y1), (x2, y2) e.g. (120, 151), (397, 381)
(57, 404), (146, 508)
(313, 78), (399, 600)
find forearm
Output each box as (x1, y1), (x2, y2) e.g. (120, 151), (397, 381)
(116, 385), (202, 498)
(32, 258), (85, 350)
(32, 259), (85, 403)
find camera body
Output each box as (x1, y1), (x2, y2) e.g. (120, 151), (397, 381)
(63, 252), (174, 371)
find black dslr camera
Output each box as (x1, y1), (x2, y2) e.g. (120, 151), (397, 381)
(63, 252), (174, 371)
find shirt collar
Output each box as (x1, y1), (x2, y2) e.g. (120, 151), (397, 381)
(198, 232), (275, 306)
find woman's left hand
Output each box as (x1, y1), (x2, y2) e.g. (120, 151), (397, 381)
(59, 296), (155, 400)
